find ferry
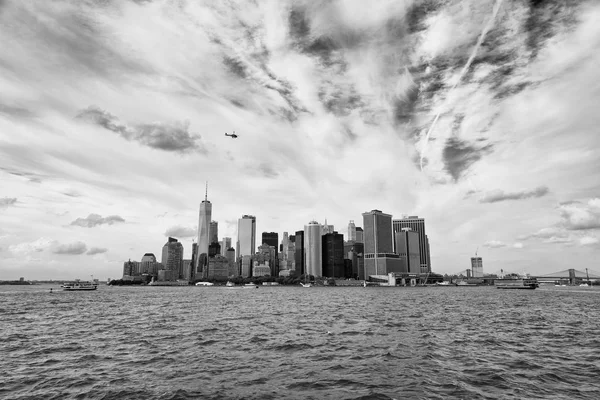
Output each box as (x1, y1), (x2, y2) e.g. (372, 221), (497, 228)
(494, 277), (539, 290)
(61, 279), (99, 291)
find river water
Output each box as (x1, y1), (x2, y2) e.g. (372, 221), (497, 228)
(1, 284), (599, 399)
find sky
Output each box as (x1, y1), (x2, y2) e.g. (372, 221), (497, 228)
(1, 0), (600, 280)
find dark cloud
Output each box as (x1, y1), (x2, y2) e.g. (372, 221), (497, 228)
(71, 213), (125, 228)
(288, 6), (310, 40)
(53, 241), (87, 255)
(0, 197), (17, 209)
(318, 84), (363, 117)
(479, 186), (550, 203)
(164, 226), (196, 238)
(223, 55), (248, 79)
(76, 106), (206, 154)
(61, 190), (82, 198)
(258, 163), (278, 179)
(525, 1), (580, 60)
(442, 138), (493, 181)
(405, 0), (442, 34)
(87, 247), (108, 255)
(393, 83), (419, 125)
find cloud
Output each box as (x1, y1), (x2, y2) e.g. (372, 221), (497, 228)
(442, 138), (493, 181)
(579, 236), (599, 246)
(0, 197), (17, 209)
(558, 198), (600, 230)
(76, 106), (206, 154)
(9, 238), (54, 254)
(87, 247), (108, 255)
(483, 240), (506, 248)
(164, 225), (197, 238)
(479, 186), (550, 203)
(53, 241), (87, 255)
(71, 214), (125, 228)
(513, 242), (524, 249)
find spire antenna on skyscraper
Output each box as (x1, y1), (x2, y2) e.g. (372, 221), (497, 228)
(205, 181), (208, 201)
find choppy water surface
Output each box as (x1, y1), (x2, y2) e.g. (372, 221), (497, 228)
(2, 284), (600, 399)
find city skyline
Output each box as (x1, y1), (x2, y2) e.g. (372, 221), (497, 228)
(1, 1), (599, 280)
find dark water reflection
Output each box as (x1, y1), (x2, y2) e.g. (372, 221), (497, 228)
(2, 284), (600, 399)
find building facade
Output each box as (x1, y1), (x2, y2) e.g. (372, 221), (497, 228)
(221, 237), (232, 256)
(294, 230), (305, 276)
(161, 237), (184, 280)
(237, 215), (256, 258)
(304, 221), (322, 277)
(392, 216), (431, 274)
(348, 220), (356, 242)
(394, 228), (421, 274)
(363, 210), (400, 277)
(471, 257), (483, 277)
(196, 192), (212, 275)
(322, 232), (345, 278)
(355, 227), (364, 243)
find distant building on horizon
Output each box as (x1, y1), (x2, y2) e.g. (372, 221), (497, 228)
(348, 220), (356, 242)
(471, 257), (483, 278)
(393, 216), (431, 274)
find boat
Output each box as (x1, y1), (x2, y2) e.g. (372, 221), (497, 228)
(226, 281), (235, 287)
(436, 281), (451, 286)
(195, 281), (214, 286)
(61, 279), (99, 291)
(494, 277), (539, 290)
(579, 283), (589, 287)
(244, 283), (259, 289)
(300, 282), (312, 288)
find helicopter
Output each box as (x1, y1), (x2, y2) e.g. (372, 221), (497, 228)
(225, 131), (238, 139)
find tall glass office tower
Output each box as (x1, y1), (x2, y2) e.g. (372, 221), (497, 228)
(236, 215), (256, 258)
(392, 216), (430, 273)
(196, 186), (211, 274)
(304, 221), (322, 277)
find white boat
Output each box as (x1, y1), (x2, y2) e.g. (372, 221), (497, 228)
(195, 281), (214, 286)
(580, 283), (589, 287)
(226, 281), (235, 287)
(300, 282), (312, 288)
(61, 279), (98, 291)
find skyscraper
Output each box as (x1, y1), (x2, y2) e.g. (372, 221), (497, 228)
(394, 228), (421, 274)
(196, 185), (212, 275)
(262, 232), (279, 256)
(348, 220), (356, 242)
(471, 257), (483, 277)
(362, 210), (401, 277)
(221, 237), (232, 256)
(294, 230), (305, 275)
(161, 237), (184, 281)
(322, 231), (344, 278)
(236, 215), (256, 257)
(392, 216), (430, 274)
(210, 221), (218, 244)
(304, 221), (322, 277)
(355, 227), (364, 243)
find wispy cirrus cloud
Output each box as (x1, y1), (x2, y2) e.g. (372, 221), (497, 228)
(71, 214), (125, 228)
(479, 186), (550, 203)
(483, 240), (524, 249)
(76, 106), (206, 154)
